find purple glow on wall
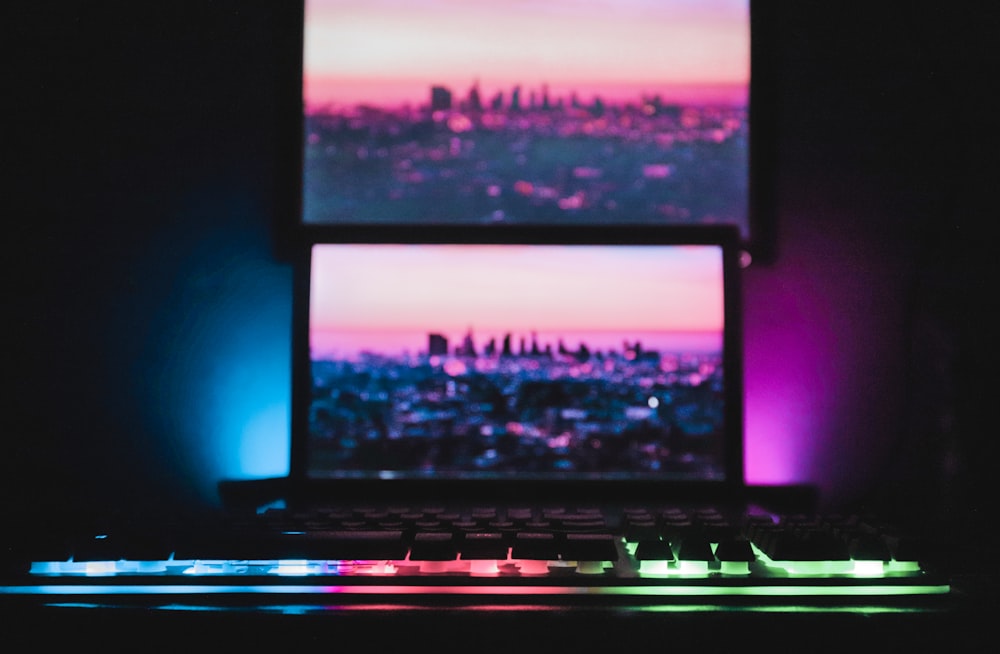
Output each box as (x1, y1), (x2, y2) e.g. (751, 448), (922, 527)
(743, 264), (838, 486)
(742, 213), (911, 506)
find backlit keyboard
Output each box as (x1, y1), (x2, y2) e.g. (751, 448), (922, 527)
(2, 505), (950, 604)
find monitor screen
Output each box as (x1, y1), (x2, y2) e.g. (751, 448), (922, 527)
(300, 0), (751, 239)
(304, 240), (735, 482)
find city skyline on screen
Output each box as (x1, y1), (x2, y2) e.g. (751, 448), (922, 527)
(309, 244), (724, 359)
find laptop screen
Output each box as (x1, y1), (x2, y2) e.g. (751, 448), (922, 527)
(300, 232), (741, 485)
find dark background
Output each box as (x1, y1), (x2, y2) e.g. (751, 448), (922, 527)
(6, 1), (999, 546)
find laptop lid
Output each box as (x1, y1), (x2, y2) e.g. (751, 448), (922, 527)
(288, 225), (744, 505)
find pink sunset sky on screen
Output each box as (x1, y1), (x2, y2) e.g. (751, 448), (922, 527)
(309, 244), (724, 357)
(304, 0), (749, 108)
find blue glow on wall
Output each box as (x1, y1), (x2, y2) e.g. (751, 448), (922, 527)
(124, 193), (294, 504)
(162, 247), (293, 491)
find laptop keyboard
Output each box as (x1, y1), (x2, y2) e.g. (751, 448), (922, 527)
(3, 505), (950, 602)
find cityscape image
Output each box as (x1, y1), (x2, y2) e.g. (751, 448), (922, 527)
(307, 244), (729, 480)
(302, 0), (750, 235)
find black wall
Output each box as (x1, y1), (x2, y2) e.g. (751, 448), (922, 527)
(7, 2), (998, 538)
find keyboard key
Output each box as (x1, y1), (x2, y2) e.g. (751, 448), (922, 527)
(850, 534), (892, 561)
(714, 537), (755, 562)
(553, 518), (608, 532)
(634, 539), (674, 562)
(72, 534), (125, 562)
(562, 533), (619, 561)
(280, 530), (408, 561)
(765, 530), (850, 561)
(512, 532), (560, 560)
(409, 532), (458, 561)
(624, 520), (660, 542)
(677, 537), (715, 562)
(460, 532), (509, 560)
(173, 530), (266, 560)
